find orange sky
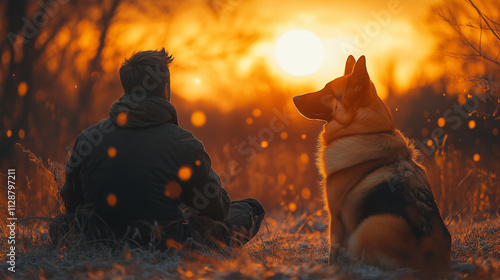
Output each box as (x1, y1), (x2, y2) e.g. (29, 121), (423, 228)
(167, 0), (440, 106)
(51, 0), (447, 110)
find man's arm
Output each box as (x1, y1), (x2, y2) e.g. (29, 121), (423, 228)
(59, 138), (85, 213)
(180, 140), (230, 221)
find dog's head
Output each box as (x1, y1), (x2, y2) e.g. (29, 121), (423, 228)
(293, 55), (395, 142)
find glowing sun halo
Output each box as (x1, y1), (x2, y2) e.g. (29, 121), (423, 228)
(275, 29), (324, 76)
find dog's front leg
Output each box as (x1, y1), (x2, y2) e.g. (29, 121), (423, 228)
(329, 212), (345, 264)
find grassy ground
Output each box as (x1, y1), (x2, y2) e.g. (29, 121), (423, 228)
(1, 212), (499, 280)
(1, 146), (499, 279)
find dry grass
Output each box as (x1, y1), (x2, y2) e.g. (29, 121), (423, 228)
(0, 144), (499, 279)
(0, 213), (499, 279)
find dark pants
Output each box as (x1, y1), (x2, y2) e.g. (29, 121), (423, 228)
(49, 198), (265, 249)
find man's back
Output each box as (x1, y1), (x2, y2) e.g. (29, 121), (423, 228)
(60, 94), (230, 241)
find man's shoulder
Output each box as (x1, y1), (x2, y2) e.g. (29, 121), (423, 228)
(167, 124), (204, 149)
(75, 118), (204, 150)
(76, 119), (117, 141)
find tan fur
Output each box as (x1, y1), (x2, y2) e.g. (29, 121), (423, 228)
(293, 55), (451, 279)
(348, 214), (418, 268)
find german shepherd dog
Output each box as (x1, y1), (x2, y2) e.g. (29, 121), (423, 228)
(293, 56), (451, 279)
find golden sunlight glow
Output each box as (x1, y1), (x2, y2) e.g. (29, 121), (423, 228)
(473, 153), (480, 162)
(468, 120), (476, 129)
(275, 29), (324, 76)
(107, 146), (117, 158)
(178, 166), (192, 181)
(191, 110), (207, 127)
(18, 129), (25, 139)
(107, 193), (118, 207)
(18, 82), (28, 97)
(116, 112), (128, 127)
(437, 117), (445, 127)
(280, 131), (288, 140)
(164, 181), (182, 199)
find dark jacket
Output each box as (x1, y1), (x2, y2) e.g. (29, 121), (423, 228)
(60, 94), (230, 240)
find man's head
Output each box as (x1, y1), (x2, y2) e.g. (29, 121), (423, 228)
(119, 48), (174, 101)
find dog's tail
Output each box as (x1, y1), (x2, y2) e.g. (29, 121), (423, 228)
(348, 214), (451, 279)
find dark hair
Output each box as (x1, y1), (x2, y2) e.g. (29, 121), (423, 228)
(119, 48), (174, 97)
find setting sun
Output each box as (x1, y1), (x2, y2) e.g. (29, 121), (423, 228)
(275, 29), (324, 76)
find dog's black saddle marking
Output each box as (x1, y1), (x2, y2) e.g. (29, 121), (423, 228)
(355, 179), (440, 238)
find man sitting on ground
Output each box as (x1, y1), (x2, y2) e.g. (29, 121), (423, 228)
(50, 49), (265, 249)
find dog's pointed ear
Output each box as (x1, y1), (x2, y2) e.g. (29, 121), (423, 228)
(343, 55), (372, 108)
(344, 55), (356, 76)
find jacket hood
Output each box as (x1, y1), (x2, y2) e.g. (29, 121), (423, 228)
(109, 94), (178, 128)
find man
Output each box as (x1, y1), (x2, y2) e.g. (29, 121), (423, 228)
(50, 49), (265, 249)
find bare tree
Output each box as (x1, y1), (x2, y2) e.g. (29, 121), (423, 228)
(71, 0), (121, 130)
(0, 0), (123, 165)
(433, 0), (500, 117)
(0, 0), (67, 163)
(435, 0), (500, 67)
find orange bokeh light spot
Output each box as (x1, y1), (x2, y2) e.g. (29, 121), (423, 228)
(473, 154), (480, 162)
(301, 188), (311, 200)
(421, 128), (429, 137)
(6, 130), (12, 138)
(252, 108), (262, 117)
(426, 139), (433, 147)
(18, 129), (25, 139)
(246, 118), (253, 125)
(299, 153), (309, 164)
(195, 160), (201, 166)
(468, 120), (476, 129)
(165, 181), (182, 199)
(260, 141), (268, 148)
(301, 134), (307, 139)
(191, 111), (206, 127)
(18, 82), (28, 97)
(288, 202), (297, 212)
(166, 238), (183, 250)
(437, 117), (445, 127)
(280, 131), (288, 140)
(178, 166), (192, 181)
(458, 95), (466, 105)
(107, 193), (117, 207)
(107, 146), (117, 158)
(116, 112), (128, 127)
